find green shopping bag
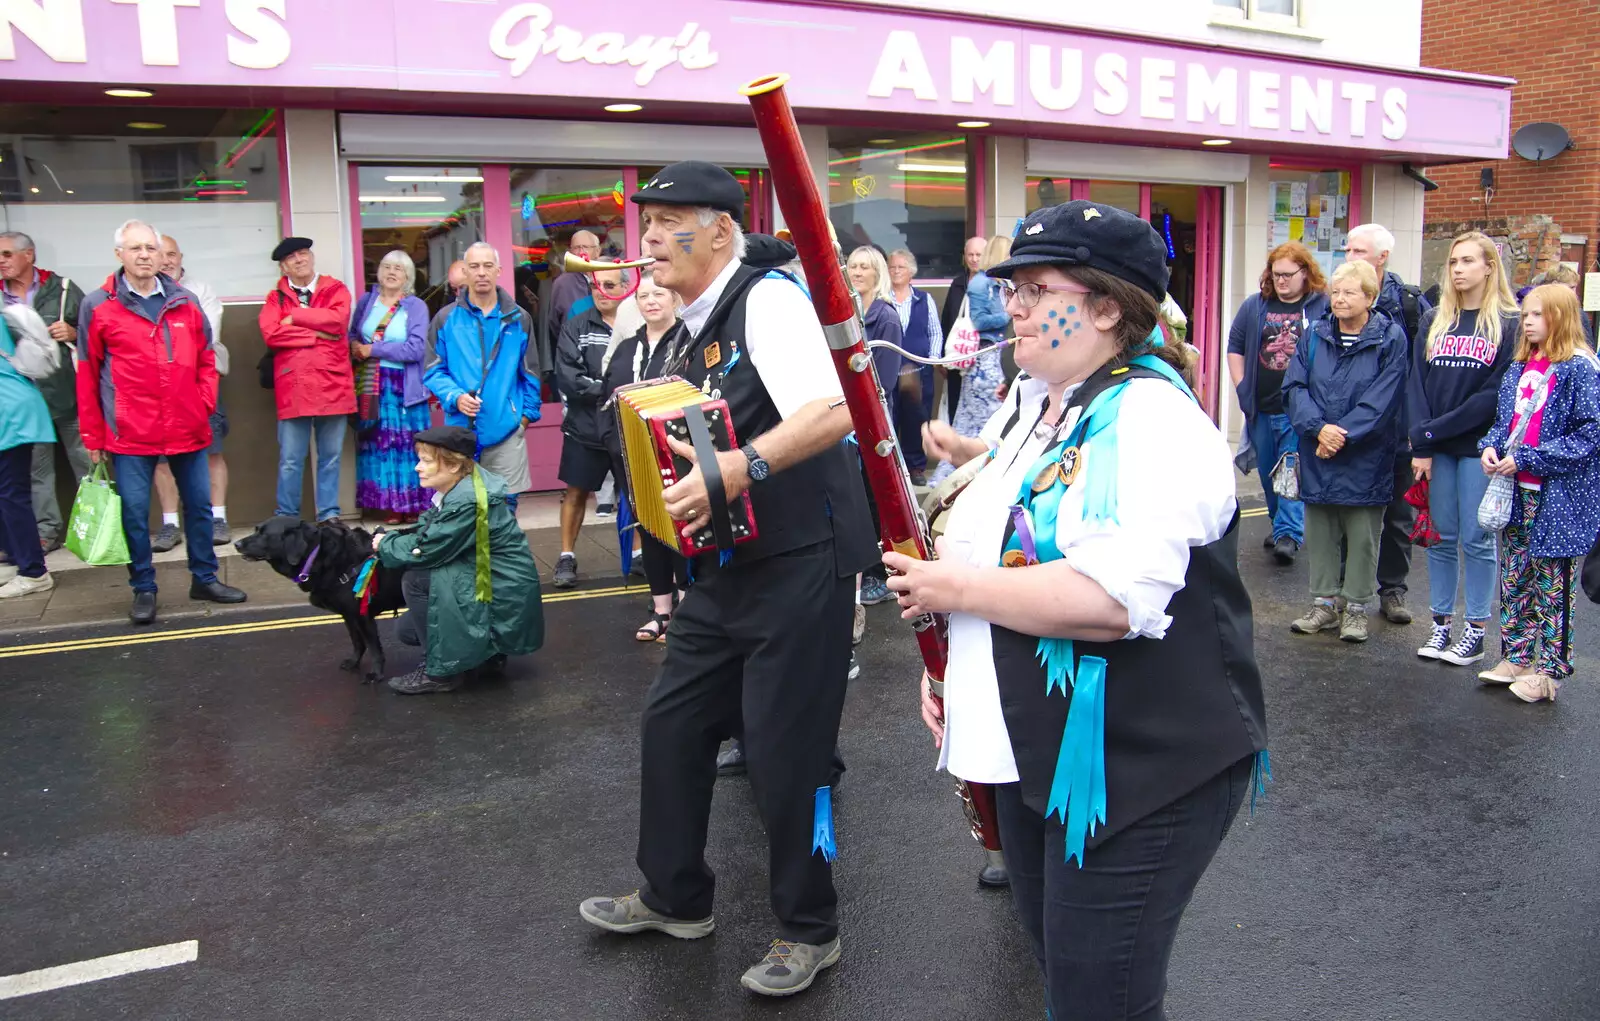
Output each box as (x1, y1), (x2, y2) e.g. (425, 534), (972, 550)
(65, 462), (131, 566)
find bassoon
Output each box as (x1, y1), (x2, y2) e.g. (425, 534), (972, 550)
(740, 74), (1004, 877)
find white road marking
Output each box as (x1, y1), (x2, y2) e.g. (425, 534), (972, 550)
(0, 940), (198, 1001)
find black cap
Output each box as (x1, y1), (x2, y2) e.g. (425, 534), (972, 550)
(743, 233), (798, 270)
(271, 236), (313, 262)
(414, 425), (477, 459)
(630, 161), (745, 218)
(987, 202), (1170, 301)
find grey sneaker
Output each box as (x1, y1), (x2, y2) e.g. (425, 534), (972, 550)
(150, 523), (182, 553)
(1339, 606), (1369, 643)
(386, 669), (464, 695)
(740, 937), (842, 997)
(211, 518), (231, 547)
(552, 552), (578, 589)
(1290, 602), (1340, 634)
(578, 890), (714, 939)
(1379, 589), (1412, 624)
(852, 603), (865, 646)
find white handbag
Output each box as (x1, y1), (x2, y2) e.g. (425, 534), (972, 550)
(0, 303), (61, 380)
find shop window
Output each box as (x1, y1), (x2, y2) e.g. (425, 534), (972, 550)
(357, 165), (485, 317)
(1211, 0), (1306, 32)
(0, 107), (282, 295)
(828, 130), (970, 279)
(1025, 176), (1071, 214)
(1265, 166), (1352, 280)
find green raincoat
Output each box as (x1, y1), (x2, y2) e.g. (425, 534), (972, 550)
(376, 468), (544, 677)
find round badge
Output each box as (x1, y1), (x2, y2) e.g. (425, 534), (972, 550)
(1002, 548), (1028, 568)
(1059, 446), (1083, 487)
(1030, 461), (1058, 493)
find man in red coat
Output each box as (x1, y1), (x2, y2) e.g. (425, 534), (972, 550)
(258, 237), (354, 524)
(77, 219), (248, 625)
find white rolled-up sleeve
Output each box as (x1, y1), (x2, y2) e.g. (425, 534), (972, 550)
(743, 277), (843, 418)
(1057, 381), (1237, 640)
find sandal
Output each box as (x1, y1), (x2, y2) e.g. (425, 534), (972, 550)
(635, 612), (671, 643)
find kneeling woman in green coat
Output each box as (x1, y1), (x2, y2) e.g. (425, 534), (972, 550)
(376, 425), (544, 694)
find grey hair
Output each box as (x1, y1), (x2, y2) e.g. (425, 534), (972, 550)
(888, 248), (918, 275)
(463, 241), (500, 264)
(0, 231), (35, 252)
(114, 219), (162, 249)
(1347, 223), (1396, 257)
(693, 206), (747, 260)
(378, 249), (417, 294)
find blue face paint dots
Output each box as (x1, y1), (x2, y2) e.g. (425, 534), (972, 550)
(1051, 339), (1060, 348)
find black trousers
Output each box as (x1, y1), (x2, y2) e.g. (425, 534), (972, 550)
(640, 533), (689, 599)
(396, 569), (429, 650)
(1377, 452), (1416, 595)
(994, 756), (1252, 1021)
(637, 542), (853, 944)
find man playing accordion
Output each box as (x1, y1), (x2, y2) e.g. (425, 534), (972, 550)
(578, 161), (875, 997)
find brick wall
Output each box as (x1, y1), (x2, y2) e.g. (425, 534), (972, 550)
(1420, 1), (1600, 288)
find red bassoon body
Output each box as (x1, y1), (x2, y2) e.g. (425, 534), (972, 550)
(740, 74), (1003, 866)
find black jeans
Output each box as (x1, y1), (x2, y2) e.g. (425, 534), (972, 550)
(995, 756), (1253, 1021)
(1377, 452), (1415, 595)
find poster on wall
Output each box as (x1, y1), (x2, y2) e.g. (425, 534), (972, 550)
(1272, 183), (1292, 217)
(1270, 219), (1291, 246)
(1290, 217), (1306, 241)
(1289, 183), (1308, 216)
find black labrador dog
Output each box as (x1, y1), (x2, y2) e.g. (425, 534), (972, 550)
(236, 517), (408, 682)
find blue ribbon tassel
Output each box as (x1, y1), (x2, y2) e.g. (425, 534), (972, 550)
(811, 786), (837, 861)
(617, 491), (635, 578)
(1249, 748), (1273, 815)
(350, 557), (376, 596)
(1045, 655), (1108, 867)
(1038, 638), (1075, 696)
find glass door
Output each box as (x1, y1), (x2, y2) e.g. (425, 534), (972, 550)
(354, 165), (485, 317)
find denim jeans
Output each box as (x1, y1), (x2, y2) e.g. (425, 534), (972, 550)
(1427, 453), (1497, 621)
(0, 444), (46, 578)
(995, 756), (1252, 1021)
(1249, 412), (1304, 543)
(113, 450), (218, 593)
(276, 415), (346, 522)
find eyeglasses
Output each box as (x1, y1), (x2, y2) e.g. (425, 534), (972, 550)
(1271, 269), (1305, 281)
(999, 280), (1091, 308)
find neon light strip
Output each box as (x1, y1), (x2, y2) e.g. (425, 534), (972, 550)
(827, 138), (963, 167)
(194, 189), (249, 196)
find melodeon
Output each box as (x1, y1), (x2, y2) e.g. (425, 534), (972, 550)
(612, 376), (759, 558)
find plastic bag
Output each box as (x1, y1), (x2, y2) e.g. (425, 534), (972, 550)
(65, 462), (131, 566)
(1270, 451), (1300, 501)
(0, 303), (61, 380)
(1478, 473), (1515, 533)
(945, 295), (980, 371)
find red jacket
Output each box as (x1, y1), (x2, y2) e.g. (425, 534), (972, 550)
(76, 272), (218, 456)
(258, 275), (355, 419)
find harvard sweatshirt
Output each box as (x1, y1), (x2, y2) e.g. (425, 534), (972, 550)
(1407, 306), (1519, 459)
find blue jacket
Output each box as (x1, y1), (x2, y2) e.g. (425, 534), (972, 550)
(423, 287), (542, 448)
(1375, 270), (1431, 349)
(0, 318), (55, 452)
(966, 271), (1010, 343)
(1283, 310), (1409, 506)
(863, 298), (903, 407)
(1227, 290), (1331, 423)
(349, 290), (431, 407)
(1479, 354), (1600, 557)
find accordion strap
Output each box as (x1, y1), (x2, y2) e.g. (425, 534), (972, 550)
(683, 407), (737, 554)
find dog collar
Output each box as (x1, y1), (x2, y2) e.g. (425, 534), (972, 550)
(294, 543), (321, 584)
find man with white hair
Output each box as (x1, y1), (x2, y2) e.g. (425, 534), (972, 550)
(77, 220), (246, 625)
(423, 242), (540, 507)
(544, 229), (602, 362)
(578, 161), (875, 998)
(1345, 223), (1432, 625)
(0, 230), (89, 554)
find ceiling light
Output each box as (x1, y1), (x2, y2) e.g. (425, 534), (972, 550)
(383, 174), (485, 183)
(1201, 138), (1232, 146)
(898, 162), (966, 174)
(126, 121), (165, 130)
(29, 186), (39, 194)
(956, 120), (991, 129)
(65, 190), (74, 195)
(604, 103), (643, 113)
(106, 87), (155, 99)
(358, 195), (448, 203)
(868, 138), (896, 145)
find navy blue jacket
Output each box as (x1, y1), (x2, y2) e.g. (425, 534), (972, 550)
(1480, 354), (1600, 557)
(1283, 310), (1409, 506)
(1227, 290), (1331, 423)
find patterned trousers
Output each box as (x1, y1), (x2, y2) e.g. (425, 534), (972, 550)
(1499, 488), (1578, 679)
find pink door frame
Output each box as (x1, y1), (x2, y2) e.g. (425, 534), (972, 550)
(1192, 186), (1225, 422)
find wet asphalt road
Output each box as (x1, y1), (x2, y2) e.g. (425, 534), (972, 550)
(2, 513), (1599, 1021)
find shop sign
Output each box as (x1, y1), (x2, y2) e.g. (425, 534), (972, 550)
(488, 3), (716, 86)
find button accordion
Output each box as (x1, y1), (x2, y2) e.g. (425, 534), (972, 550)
(612, 377), (759, 558)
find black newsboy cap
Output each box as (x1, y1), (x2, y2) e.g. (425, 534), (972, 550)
(630, 161), (746, 218)
(414, 425), (477, 459)
(987, 202), (1170, 301)
(271, 236), (313, 262)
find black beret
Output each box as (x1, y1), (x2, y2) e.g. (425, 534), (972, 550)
(743, 233), (798, 270)
(630, 161), (746, 218)
(414, 425), (477, 459)
(987, 202), (1170, 301)
(271, 236), (313, 262)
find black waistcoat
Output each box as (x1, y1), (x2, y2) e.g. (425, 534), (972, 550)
(670, 263), (876, 577)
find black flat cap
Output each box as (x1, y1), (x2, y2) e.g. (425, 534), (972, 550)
(414, 425), (477, 459)
(987, 202), (1170, 301)
(271, 236), (313, 262)
(743, 233), (798, 270)
(631, 161), (745, 218)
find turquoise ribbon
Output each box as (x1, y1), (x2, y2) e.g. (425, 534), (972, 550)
(1045, 655), (1108, 866)
(811, 786), (837, 861)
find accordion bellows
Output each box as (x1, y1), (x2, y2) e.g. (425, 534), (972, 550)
(613, 377), (759, 558)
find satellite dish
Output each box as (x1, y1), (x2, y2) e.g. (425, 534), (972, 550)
(1512, 122), (1574, 161)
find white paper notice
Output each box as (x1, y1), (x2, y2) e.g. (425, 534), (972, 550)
(1289, 183), (1308, 217)
(1336, 194), (1349, 218)
(1270, 218), (1291, 246)
(1585, 273), (1600, 312)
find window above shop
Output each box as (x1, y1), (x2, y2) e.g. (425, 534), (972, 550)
(1209, 0), (1322, 39)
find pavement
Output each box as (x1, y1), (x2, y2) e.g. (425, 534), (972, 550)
(4, 503), (1600, 1019)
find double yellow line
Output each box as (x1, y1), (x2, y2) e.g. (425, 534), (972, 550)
(0, 584), (637, 660)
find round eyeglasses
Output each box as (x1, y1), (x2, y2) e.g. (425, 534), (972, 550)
(999, 280), (1091, 308)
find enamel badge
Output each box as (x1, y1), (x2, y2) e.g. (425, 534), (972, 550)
(704, 343), (721, 369)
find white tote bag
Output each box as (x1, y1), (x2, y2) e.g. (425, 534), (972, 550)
(944, 294), (981, 371)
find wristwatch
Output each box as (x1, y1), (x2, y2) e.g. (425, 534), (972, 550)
(740, 444), (771, 482)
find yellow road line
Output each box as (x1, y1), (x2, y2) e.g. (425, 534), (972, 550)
(1241, 507), (1267, 518)
(0, 585), (637, 659)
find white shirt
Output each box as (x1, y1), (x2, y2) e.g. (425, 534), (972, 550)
(679, 257), (842, 419)
(935, 375), (1239, 784)
(177, 272), (227, 374)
